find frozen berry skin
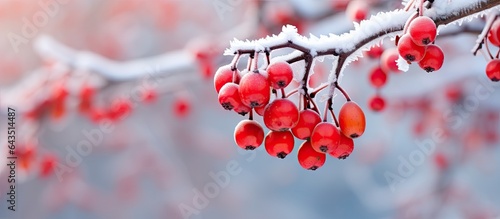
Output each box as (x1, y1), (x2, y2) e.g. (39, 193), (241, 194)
(486, 59), (500, 82)
(297, 140), (326, 171)
(339, 101), (366, 138)
(234, 120), (264, 150)
(239, 70), (270, 108)
(310, 122), (341, 154)
(408, 16), (437, 46)
(267, 61), (294, 89)
(291, 109), (322, 140)
(263, 98), (299, 131)
(329, 133), (354, 160)
(218, 83), (243, 111)
(214, 65), (239, 93)
(398, 34), (427, 62)
(264, 130), (295, 159)
(488, 20), (500, 46)
(418, 44), (444, 73)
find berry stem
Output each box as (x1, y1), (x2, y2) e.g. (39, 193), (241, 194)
(472, 11), (499, 56)
(328, 98), (339, 127)
(247, 55), (254, 71)
(231, 53), (241, 83)
(310, 83), (328, 98)
(265, 51), (271, 66)
(249, 108), (254, 120)
(285, 88), (299, 98)
(322, 100), (328, 122)
(309, 97), (320, 115)
(335, 83), (351, 101)
(281, 88), (286, 98)
(252, 51), (259, 72)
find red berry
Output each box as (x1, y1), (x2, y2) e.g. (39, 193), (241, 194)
(368, 95), (386, 112)
(214, 65), (239, 93)
(418, 44), (444, 73)
(380, 48), (400, 73)
(263, 98), (299, 131)
(234, 120), (264, 150)
(40, 154), (57, 177)
(254, 104), (267, 116)
(264, 130), (295, 159)
(310, 122), (341, 153)
(239, 71), (271, 107)
(365, 45), (384, 59)
(109, 99), (132, 121)
(486, 59), (500, 82)
(297, 141), (326, 171)
(488, 20), (500, 46)
(329, 133), (354, 159)
(397, 34), (427, 62)
(291, 109), (322, 140)
(408, 16), (437, 46)
(218, 83), (242, 111)
(267, 61), (294, 89)
(173, 95), (190, 118)
(79, 85), (94, 113)
(90, 108), (107, 123)
(339, 101), (366, 138)
(17, 145), (36, 170)
(369, 66), (388, 88)
(346, 1), (368, 22)
(142, 89), (157, 103)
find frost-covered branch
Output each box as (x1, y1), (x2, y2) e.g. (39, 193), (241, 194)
(225, 0), (500, 97)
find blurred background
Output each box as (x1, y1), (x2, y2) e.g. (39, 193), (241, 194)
(1, 0), (500, 218)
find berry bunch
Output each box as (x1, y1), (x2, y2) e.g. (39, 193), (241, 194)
(215, 56), (366, 171)
(484, 19), (500, 82)
(397, 16), (445, 73)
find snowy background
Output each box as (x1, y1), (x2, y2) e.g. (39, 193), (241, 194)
(0, 0), (500, 218)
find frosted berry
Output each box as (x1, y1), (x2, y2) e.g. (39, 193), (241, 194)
(369, 66), (388, 88)
(339, 101), (366, 138)
(263, 98), (299, 131)
(418, 44), (444, 73)
(239, 71), (270, 107)
(214, 65), (239, 93)
(291, 109), (322, 140)
(329, 133), (354, 159)
(297, 141), (326, 171)
(488, 20), (500, 46)
(254, 104), (267, 116)
(486, 59), (500, 82)
(310, 122), (341, 153)
(408, 16), (437, 46)
(380, 48), (400, 73)
(265, 130), (295, 159)
(368, 95), (386, 112)
(267, 61), (294, 89)
(398, 34), (426, 62)
(234, 120), (264, 150)
(218, 83), (242, 111)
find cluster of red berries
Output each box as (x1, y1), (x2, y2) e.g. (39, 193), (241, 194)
(365, 46), (402, 112)
(485, 19), (500, 82)
(397, 16), (444, 73)
(215, 60), (366, 170)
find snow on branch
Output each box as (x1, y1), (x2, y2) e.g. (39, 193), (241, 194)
(225, 0), (500, 92)
(34, 35), (197, 82)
